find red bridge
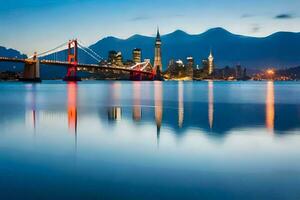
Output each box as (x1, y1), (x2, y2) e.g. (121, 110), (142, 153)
(0, 39), (157, 82)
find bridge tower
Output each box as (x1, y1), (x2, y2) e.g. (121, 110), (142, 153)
(63, 39), (81, 82)
(21, 52), (41, 82)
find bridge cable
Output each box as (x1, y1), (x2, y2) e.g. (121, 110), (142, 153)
(78, 46), (101, 63)
(30, 42), (68, 59)
(77, 40), (104, 61)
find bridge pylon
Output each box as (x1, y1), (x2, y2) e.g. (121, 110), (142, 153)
(20, 52), (41, 82)
(63, 39), (81, 82)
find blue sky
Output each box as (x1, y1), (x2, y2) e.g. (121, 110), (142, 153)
(0, 0), (299, 55)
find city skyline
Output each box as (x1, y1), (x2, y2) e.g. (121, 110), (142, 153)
(0, 0), (299, 54)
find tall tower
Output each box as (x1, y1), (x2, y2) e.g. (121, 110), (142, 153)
(208, 49), (214, 75)
(133, 48), (142, 63)
(154, 28), (162, 73)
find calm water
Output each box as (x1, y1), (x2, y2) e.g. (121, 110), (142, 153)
(0, 81), (300, 199)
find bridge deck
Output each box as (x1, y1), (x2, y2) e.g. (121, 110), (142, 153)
(0, 57), (153, 75)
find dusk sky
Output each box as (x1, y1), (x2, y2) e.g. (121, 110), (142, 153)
(0, 0), (299, 55)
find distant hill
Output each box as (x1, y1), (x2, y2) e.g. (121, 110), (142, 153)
(0, 46), (26, 71)
(90, 28), (300, 70)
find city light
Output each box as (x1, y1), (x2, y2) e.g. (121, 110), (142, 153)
(266, 69), (275, 76)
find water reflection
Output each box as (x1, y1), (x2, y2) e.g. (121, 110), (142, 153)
(208, 81), (214, 129)
(2, 81), (300, 139)
(266, 81), (275, 133)
(132, 82), (142, 121)
(178, 81), (184, 128)
(67, 82), (78, 134)
(25, 84), (37, 132)
(108, 82), (122, 121)
(2, 82), (300, 199)
(154, 81), (163, 143)
(108, 107), (122, 121)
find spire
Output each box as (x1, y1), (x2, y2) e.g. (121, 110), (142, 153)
(156, 27), (161, 41)
(208, 48), (213, 59)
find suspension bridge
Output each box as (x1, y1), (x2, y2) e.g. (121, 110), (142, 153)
(0, 39), (157, 82)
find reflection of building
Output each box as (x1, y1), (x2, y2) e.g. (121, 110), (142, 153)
(133, 82), (142, 121)
(108, 107), (122, 121)
(266, 81), (275, 133)
(108, 82), (122, 121)
(133, 48), (142, 63)
(154, 81), (163, 144)
(208, 81), (214, 129)
(178, 81), (184, 128)
(208, 49), (214, 75)
(154, 28), (162, 73)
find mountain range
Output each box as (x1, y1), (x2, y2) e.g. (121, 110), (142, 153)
(89, 27), (300, 70)
(1, 27), (300, 75)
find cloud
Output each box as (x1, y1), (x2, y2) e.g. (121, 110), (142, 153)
(241, 14), (254, 18)
(274, 14), (294, 19)
(130, 16), (151, 21)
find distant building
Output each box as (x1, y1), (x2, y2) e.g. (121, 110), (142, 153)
(208, 49), (214, 75)
(236, 65), (243, 79)
(186, 57), (194, 68)
(123, 60), (135, 68)
(186, 57), (194, 77)
(154, 28), (162, 73)
(175, 59), (184, 67)
(108, 51), (118, 65)
(133, 48), (142, 63)
(202, 59), (208, 72)
(116, 52), (123, 67)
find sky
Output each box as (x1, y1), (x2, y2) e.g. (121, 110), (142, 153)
(0, 0), (299, 55)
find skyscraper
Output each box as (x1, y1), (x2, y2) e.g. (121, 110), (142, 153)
(108, 50), (117, 65)
(208, 49), (214, 75)
(116, 52), (123, 67)
(133, 48), (142, 63)
(154, 28), (162, 73)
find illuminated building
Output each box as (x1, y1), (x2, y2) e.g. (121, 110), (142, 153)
(116, 52), (123, 67)
(236, 65), (243, 79)
(133, 48), (142, 63)
(108, 50), (123, 67)
(186, 57), (194, 68)
(208, 49), (214, 75)
(108, 51), (117, 65)
(176, 59), (184, 67)
(186, 57), (194, 77)
(202, 59), (208, 72)
(154, 28), (162, 73)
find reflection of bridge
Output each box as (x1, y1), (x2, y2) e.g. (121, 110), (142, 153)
(0, 39), (156, 82)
